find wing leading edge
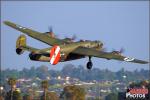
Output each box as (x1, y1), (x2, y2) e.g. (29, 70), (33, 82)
(72, 47), (148, 64)
(4, 21), (65, 46)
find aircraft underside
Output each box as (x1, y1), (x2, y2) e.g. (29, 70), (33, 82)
(28, 52), (93, 69)
(29, 53), (85, 62)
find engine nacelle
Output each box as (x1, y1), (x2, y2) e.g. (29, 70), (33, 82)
(29, 53), (41, 61)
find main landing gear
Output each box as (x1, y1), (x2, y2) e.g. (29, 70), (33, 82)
(87, 56), (93, 70)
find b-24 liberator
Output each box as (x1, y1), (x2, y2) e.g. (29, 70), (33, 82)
(4, 21), (149, 69)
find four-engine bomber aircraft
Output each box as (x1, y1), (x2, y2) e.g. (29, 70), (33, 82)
(4, 21), (148, 69)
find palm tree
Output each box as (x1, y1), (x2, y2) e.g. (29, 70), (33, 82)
(41, 80), (49, 100)
(7, 77), (17, 100)
(61, 85), (86, 100)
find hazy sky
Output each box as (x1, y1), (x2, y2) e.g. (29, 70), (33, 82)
(1, 1), (149, 71)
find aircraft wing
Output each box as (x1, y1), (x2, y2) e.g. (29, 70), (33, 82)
(72, 47), (148, 64)
(19, 45), (50, 55)
(4, 21), (65, 46)
(21, 45), (39, 52)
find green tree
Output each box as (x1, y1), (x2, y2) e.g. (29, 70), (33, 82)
(7, 77), (17, 100)
(23, 94), (32, 100)
(23, 88), (35, 100)
(36, 65), (50, 79)
(60, 85), (85, 100)
(41, 80), (49, 100)
(6, 90), (22, 100)
(105, 93), (117, 100)
(47, 91), (59, 100)
(13, 89), (22, 100)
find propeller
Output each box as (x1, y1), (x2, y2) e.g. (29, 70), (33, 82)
(47, 26), (78, 40)
(48, 26), (53, 33)
(71, 34), (77, 40)
(65, 34), (77, 41)
(112, 48), (125, 54)
(120, 48), (125, 53)
(111, 48), (125, 63)
(47, 26), (56, 38)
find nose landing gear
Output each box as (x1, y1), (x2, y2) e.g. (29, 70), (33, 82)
(87, 56), (93, 70)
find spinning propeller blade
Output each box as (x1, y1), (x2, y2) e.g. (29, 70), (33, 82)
(48, 26), (53, 33)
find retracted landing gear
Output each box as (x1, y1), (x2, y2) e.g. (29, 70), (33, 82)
(87, 56), (93, 70)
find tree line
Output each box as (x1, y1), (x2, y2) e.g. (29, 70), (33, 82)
(0, 78), (85, 100)
(1, 64), (149, 83)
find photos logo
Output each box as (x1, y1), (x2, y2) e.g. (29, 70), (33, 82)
(126, 88), (149, 99)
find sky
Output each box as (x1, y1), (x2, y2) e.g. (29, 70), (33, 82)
(1, 1), (149, 71)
